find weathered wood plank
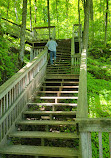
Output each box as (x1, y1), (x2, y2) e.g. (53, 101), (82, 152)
(0, 145), (80, 157)
(17, 120), (76, 126)
(9, 131), (79, 139)
(88, 132), (92, 158)
(99, 132), (103, 158)
(23, 111), (76, 115)
(76, 49), (88, 118)
(76, 118), (111, 132)
(80, 132), (89, 158)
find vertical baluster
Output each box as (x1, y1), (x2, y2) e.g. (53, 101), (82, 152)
(109, 133), (111, 158)
(6, 117), (8, 134)
(15, 85), (17, 101)
(99, 132), (103, 158)
(6, 93), (8, 110)
(17, 83), (19, 98)
(13, 86), (15, 101)
(18, 81), (20, 95)
(3, 96), (5, 114)
(12, 88), (14, 104)
(9, 91), (11, 107)
(88, 132), (92, 158)
(0, 99), (2, 117)
(20, 80), (22, 93)
(3, 121), (5, 137)
(9, 113), (11, 129)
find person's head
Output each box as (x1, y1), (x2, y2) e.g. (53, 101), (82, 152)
(50, 37), (53, 40)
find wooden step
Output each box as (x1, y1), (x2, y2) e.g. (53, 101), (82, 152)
(47, 67), (71, 69)
(37, 96), (78, 99)
(46, 74), (79, 79)
(41, 86), (79, 88)
(43, 81), (79, 84)
(0, 145), (80, 157)
(28, 103), (77, 107)
(46, 72), (72, 74)
(38, 91), (78, 94)
(9, 131), (79, 139)
(23, 111), (76, 115)
(17, 120), (76, 126)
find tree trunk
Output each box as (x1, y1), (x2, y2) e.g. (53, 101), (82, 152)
(90, 0), (94, 44)
(14, 0), (18, 22)
(56, 0), (59, 38)
(7, 0), (10, 18)
(66, 0), (68, 18)
(19, 0), (27, 67)
(35, 0), (37, 24)
(29, 0), (32, 31)
(47, 0), (50, 38)
(104, 0), (108, 46)
(78, 0), (81, 53)
(83, 0), (91, 51)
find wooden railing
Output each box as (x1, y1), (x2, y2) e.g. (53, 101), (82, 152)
(0, 49), (47, 146)
(76, 49), (88, 118)
(1, 18), (33, 42)
(33, 26), (56, 40)
(77, 118), (111, 158)
(76, 49), (111, 157)
(30, 46), (45, 61)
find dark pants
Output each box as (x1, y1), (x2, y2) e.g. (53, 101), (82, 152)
(50, 51), (56, 65)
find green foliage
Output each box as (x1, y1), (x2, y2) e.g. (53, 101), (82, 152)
(0, 35), (19, 85)
(88, 47), (111, 117)
(88, 47), (111, 80)
(88, 73), (111, 118)
(88, 47), (111, 157)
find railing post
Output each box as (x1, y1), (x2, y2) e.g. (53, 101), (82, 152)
(76, 49), (89, 158)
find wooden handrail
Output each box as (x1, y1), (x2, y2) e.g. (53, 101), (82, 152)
(0, 50), (47, 146)
(33, 26), (55, 30)
(1, 17), (31, 32)
(76, 49), (88, 118)
(77, 118), (111, 132)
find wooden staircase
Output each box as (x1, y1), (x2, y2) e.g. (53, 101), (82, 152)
(0, 39), (80, 158)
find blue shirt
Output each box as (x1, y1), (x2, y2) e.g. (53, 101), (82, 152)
(46, 40), (58, 52)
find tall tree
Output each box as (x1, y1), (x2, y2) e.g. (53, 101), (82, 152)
(56, 0), (59, 38)
(47, 0), (50, 38)
(104, 0), (108, 45)
(14, 0), (18, 22)
(29, 0), (32, 31)
(66, 0), (69, 18)
(90, 0), (94, 44)
(34, 0), (37, 24)
(83, 0), (91, 51)
(7, 0), (10, 18)
(19, 0), (27, 67)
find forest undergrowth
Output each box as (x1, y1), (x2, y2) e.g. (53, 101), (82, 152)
(88, 46), (111, 118)
(0, 34), (30, 86)
(87, 46), (111, 158)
